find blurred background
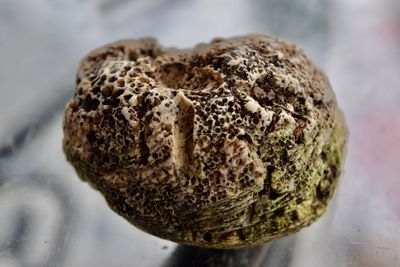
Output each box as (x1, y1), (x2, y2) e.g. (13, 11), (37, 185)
(0, 0), (399, 266)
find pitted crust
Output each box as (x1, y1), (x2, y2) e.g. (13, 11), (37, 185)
(63, 34), (347, 248)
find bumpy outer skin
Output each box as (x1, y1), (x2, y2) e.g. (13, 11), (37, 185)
(63, 34), (347, 249)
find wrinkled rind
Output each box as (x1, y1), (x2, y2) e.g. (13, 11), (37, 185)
(63, 34), (347, 248)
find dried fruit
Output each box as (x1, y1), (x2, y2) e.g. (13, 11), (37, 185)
(63, 34), (347, 248)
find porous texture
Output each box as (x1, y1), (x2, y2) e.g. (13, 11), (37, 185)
(63, 34), (347, 248)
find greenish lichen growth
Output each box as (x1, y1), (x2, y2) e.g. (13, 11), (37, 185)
(63, 34), (347, 249)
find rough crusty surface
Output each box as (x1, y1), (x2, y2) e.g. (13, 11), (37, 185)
(63, 34), (347, 248)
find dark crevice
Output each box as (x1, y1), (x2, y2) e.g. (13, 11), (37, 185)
(274, 207), (285, 217)
(290, 210), (299, 221)
(246, 202), (256, 224)
(266, 110), (281, 133)
(203, 232), (212, 242)
(81, 96), (100, 112)
(269, 190), (283, 200)
(139, 126), (150, 165)
(238, 229), (246, 241)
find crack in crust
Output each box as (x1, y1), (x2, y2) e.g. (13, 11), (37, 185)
(63, 34), (347, 249)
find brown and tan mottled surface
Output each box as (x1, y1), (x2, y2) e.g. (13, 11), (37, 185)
(63, 34), (346, 248)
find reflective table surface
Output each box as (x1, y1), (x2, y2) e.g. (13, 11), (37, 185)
(1, 0), (399, 266)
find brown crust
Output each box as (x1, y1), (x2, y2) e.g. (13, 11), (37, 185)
(63, 34), (347, 248)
